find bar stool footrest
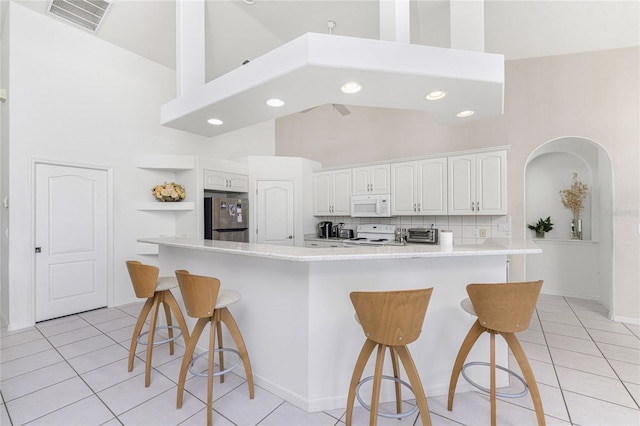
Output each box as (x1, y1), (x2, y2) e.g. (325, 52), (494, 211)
(188, 348), (242, 378)
(137, 325), (183, 346)
(461, 361), (529, 398)
(355, 375), (419, 419)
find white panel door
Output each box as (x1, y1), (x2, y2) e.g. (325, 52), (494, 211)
(332, 170), (352, 215)
(476, 150), (507, 215)
(448, 154), (475, 215)
(35, 164), (108, 321)
(391, 162), (417, 215)
(257, 180), (295, 246)
(418, 158), (448, 215)
(313, 172), (332, 215)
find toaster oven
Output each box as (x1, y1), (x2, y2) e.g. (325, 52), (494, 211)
(406, 227), (439, 244)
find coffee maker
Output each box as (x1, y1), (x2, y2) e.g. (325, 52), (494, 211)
(317, 221), (333, 238)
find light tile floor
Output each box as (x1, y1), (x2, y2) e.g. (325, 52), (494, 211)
(1, 294), (639, 425)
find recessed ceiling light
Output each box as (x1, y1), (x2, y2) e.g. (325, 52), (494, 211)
(456, 110), (475, 118)
(426, 91), (446, 101)
(341, 82), (362, 94)
(266, 98), (284, 107)
(207, 118), (224, 125)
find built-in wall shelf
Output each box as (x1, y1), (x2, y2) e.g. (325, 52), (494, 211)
(135, 155), (195, 171)
(137, 202), (195, 211)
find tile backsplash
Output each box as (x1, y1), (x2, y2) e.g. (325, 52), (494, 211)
(315, 215), (512, 245)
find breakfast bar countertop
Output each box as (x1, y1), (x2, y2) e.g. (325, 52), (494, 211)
(138, 237), (541, 262)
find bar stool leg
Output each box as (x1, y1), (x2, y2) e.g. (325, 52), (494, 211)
(161, 294), (175, 355)
(503, 333), (546, 426)
(145, 294), (161, 387)
(368, 344), (386, 426)
(448, 321), (484, 410)
(395, 345), (432, 426)
(389, 347), (402, 415)
(162, 290), (191, 347)
(490, 331), (496, 426)
(177, 318), (208, 408)
(346, 339), (377, 426)
(219, 307), (255, 398)
(128, 297), (154, 373)
(215, 316), (225, 383)
(207, 317), (216, 426)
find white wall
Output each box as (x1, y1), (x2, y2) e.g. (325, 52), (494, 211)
(0, 3), (273, 329)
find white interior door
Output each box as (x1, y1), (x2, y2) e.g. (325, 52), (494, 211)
(256, 180), (295, 246)
(35, 163), (108, 322)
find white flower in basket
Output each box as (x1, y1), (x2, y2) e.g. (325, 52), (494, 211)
(152, 182), (186, 202)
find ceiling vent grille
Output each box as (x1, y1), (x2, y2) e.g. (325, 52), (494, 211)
(47, 0), (112, 33)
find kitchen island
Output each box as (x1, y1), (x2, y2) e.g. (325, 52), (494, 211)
(139, 237), (541, 412)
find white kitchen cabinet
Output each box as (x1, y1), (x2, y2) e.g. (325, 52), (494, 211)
(203, 169), (248, 192)
(352, 164), (391, 195)
(391, 158), (447, 216)
(448, 150), (507, 215)
(313, 169), (351, 216)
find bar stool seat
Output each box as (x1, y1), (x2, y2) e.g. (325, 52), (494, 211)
(346, 288), (433, 426)
(125, 261), (190, 387)
(448, 280), (545, 426)
(175, 270), (254, 426)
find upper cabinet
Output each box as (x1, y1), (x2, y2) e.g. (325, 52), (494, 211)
(313, 169), (351, 216)
(204, 169), (248, 192)
(447, 150), (507, 215)
(352, 164), (391, 195)
(391, 158), (448, 216)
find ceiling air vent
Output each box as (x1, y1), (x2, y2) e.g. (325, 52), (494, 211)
(47, 0), (112, 33)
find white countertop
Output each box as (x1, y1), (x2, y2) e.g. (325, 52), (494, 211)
(138, 237), (541, 262)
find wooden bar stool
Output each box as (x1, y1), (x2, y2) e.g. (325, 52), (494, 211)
(448, 280), (545, 426)
(125, 260), (190, 387)
(346, 288), (433, 426)
(175, 270), (254, 426)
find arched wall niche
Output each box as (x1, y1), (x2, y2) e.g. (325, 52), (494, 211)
(525, 137), (613, 312)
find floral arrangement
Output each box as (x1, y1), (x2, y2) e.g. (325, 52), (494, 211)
(559, 172), (589, 219)
(152, 182), (186, 202)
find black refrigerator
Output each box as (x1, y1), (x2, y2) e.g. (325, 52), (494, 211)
(204, 197), (249, 242)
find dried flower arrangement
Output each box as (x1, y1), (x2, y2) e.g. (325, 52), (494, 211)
(152, 182), (186, 202)
(559, 172), (589, 219)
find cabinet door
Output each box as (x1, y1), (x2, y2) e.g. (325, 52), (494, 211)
(476, 150), (507, 215)
(203, 169), (248, 192)
(417, 158), (447, 215)
(352, 167), (371, 195)
(313, 172), (332, 215)
(227, 172), (249, 192)
(332, 169), (352, 215)
(370, 164), (391, 193)
(391, 162), (417, 215)
(448, 154), (475, 215)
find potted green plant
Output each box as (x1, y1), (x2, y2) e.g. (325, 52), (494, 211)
(528, 216), (553, 238)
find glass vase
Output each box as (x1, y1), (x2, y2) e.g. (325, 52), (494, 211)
(571, 218), (582, 240)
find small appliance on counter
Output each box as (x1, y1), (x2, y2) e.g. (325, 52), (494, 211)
(317, 221), (333, 238)
(338, 227), (354, 239)
(406, 225), (439, 244)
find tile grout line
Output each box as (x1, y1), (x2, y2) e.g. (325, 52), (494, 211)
(562, 299), (640, 411)
(536, 299), (575, 425)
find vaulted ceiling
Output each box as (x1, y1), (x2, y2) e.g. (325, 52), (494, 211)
(17, 0), (640, 83)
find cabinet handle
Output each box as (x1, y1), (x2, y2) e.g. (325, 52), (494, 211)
(418, 203), (421, 212)
(477, 202), (480, 211)
(471, 201), (475, 211)
(413, 203), (417, 212)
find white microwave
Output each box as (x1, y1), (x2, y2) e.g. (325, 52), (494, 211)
(350, 194), (391, 217)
